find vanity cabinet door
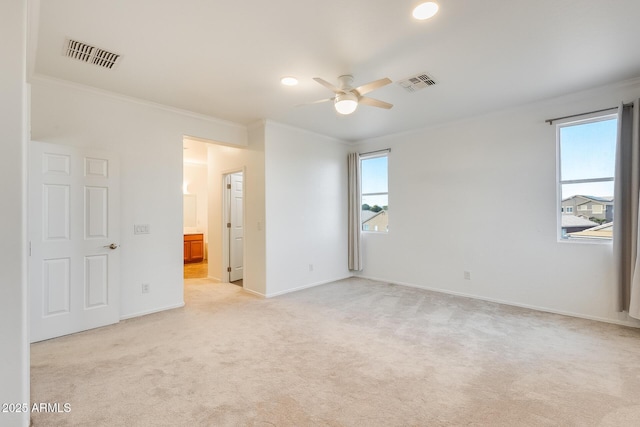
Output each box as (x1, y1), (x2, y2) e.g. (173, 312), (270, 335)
(184, 234), (203, 263)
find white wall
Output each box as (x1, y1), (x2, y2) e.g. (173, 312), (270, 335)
(264, 121), (351, 297)
(355, 77), (640, 327)
(0, 1), (29, 425)
(30, 78), (247, 319)
(207, 123), (266, 295)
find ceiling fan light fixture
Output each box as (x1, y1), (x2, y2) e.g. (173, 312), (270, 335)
(413, 2), (439, 20)
(334, 92), (358, 115)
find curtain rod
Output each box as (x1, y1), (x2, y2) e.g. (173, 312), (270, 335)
(545, 102), (634, 125)
(359, 148), (390, 157)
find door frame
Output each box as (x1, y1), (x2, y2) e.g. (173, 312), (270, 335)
(221, 168), (245, 284)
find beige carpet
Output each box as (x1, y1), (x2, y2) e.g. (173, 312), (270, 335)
(31, 277), (640, 426)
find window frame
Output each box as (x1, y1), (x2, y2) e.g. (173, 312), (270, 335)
(360, 151), (389, 234)
(556, 113), (617, 243)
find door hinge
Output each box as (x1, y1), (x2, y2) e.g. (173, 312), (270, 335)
(227, 267), (232, 273)
(227, 222), (231, 228)
(227, 183), (231, 189)
(28, 241), (32, 256)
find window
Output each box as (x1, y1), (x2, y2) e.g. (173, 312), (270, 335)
(361, 152), (389, 233)
(557, 115), (617, 240)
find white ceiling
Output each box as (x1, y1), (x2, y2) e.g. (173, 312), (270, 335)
(31, 0), (640, 142)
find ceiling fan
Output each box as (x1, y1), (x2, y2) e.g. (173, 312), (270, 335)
(309, 75), (393, 115)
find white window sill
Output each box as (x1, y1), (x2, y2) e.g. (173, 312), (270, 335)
(557, 237), (612, 245)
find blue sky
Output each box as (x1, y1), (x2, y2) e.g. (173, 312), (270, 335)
(361, 156), (388, 207)
(560, 117), (617, 199)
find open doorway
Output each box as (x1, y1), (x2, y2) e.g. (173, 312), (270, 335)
(182, 137), (249, 286)
(223, 170), (244, 286)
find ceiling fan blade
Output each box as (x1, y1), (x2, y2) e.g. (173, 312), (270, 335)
(313, 77), (345, 94)
(359, 96), (393, 109)
(355, 77), (392, 96)
(296, 97), (335, 107)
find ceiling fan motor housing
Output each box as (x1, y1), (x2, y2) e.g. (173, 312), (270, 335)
(338, 75), (355, 92)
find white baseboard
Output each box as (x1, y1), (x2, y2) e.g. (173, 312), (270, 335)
(120, 302), (185, 320)
(242, 287), (266, 298)
(355, 274), (640, 329)
(264, 275), (353, 298)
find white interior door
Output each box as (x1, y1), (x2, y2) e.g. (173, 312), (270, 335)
(229, 172), (244, 282)
(29, 141), (120, 343)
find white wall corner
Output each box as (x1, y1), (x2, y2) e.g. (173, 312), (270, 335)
(0, 1), (30, 426)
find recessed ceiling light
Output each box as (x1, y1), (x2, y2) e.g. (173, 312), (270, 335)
(413, 2), (439, 20)
(281, 76), (299, 86)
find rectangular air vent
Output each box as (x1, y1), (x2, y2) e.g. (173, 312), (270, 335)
(397, 72), (436, 93)
(64, 39), (120, 69)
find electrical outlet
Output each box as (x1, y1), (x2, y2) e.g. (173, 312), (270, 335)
(464, 271), (471, 280)
(142, 283), (150, 294)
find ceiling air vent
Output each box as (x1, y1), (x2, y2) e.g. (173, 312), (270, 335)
(64, 39), (120, 69)
(397, 72), (436, 93)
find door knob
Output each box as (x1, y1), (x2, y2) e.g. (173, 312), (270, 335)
(104, 243), (119, 250)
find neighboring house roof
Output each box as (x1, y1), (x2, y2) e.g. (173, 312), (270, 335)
(561, 195), (613, 205)
(361, 210), (385, 224)
(561, 215), (599, 228)
(586, 195), (614, 203)
(568, 222), (613, 239)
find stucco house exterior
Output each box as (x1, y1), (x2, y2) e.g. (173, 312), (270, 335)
(561, 195), (613, 223)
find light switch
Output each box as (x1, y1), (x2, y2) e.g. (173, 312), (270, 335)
(134, 224), (150, 234)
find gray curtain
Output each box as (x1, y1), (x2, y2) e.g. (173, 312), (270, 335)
(348, 152), (362, 271)
(613, 99), (640, 319)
